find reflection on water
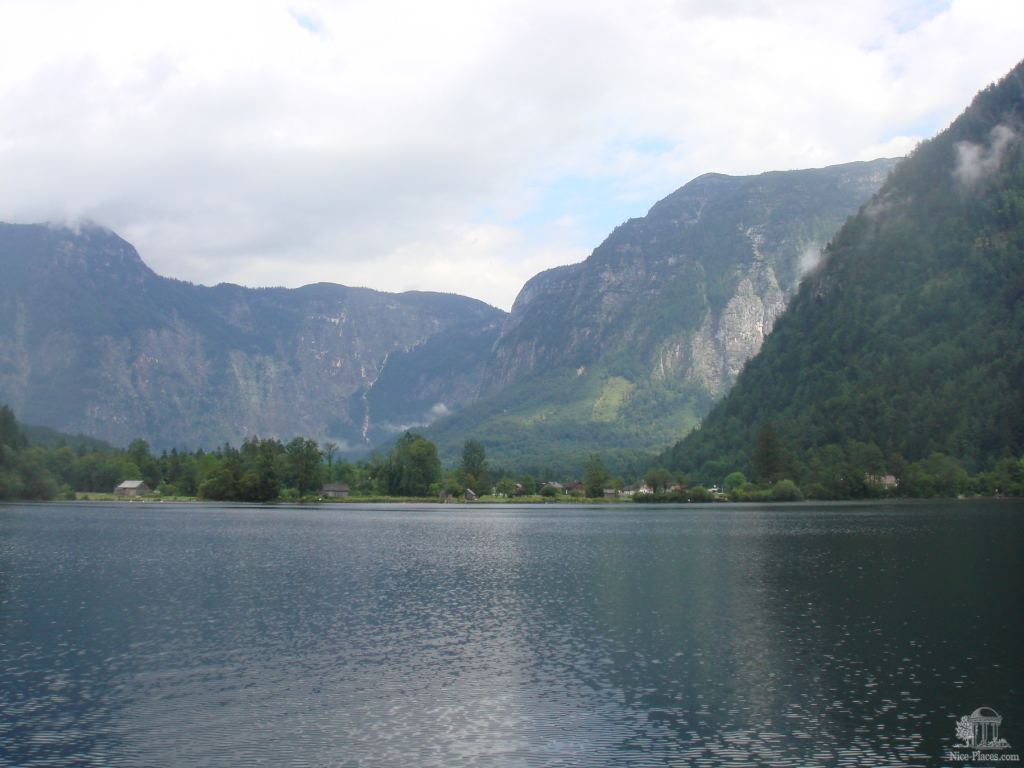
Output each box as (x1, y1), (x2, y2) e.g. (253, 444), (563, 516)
(1, 501), (1021, 766)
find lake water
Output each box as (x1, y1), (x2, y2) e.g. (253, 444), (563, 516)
(1, 501), (1021, 767)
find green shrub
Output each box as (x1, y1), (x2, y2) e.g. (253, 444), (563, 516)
(771, 479), (804, 501)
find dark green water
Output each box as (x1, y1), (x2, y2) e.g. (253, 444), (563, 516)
(1, 501), (1021, 767)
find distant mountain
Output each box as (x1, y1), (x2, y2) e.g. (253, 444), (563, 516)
(0, 223), (504, 449)
(664, 60), (1024, 483)
(0, 158), (897, 465)
(424, 158), (897, 474)
(20, 422), (112, 451)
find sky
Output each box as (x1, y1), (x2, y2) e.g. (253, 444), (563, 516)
(0, 0), (1022, 310)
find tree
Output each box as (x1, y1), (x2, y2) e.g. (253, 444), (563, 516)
(644, 467), (673, 493)
(322, 441), (339, 473)
(752, 423), (791, 483)
(921, 452), (969, 497)
(688, 485), (713, 501)
(284, 437), (323, 497)
(584, 454), (611, 498)
(956, 716), (974, 746)
(198, 466), (238, 500)
(126, 438), (161, 488)
(386, 433), (441, 497)
(771, 479), (803, 501)
(723, 471), (747, 494)
(495, 476), (517, 497)
(993, 456), (1024, 495)
(238, 437), (282, 501)
(0, 405), (25, 450)
(519, 474), (537, 496)
(460, 440), (488, 491)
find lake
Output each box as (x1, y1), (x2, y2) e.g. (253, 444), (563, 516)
(1, 501), (1021, 767)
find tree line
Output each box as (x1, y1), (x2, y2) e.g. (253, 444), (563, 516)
(653, 422), (1024, 501)
(3, 403), (1022, 503)
(0, 405), (549, 501)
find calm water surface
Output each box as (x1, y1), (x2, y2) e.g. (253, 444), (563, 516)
(1, 501), (1021, 767)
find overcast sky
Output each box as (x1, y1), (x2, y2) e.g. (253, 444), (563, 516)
(0, 0), (1021, 309)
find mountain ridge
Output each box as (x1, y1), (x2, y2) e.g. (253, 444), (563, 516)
(1, 158), (897, 463)
(422, 158), (898, 474)
(0, 221), (506, 450)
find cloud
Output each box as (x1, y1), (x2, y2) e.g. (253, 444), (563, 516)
(0, 0), (1022, 309)
(954, 124), (1019, 187)
(797, 246), (823, 278)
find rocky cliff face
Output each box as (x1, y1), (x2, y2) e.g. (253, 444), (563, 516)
(488, 160), (896, 395)
(425, 159), (898, 473)
(0, 223), (504, 449)
(0, 158), (896, 465)
(683, 259), (786, 395)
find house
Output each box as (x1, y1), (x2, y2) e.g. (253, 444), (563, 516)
(114, 480), (151, 497)
(865, 473), (899, 489)
(603, 488), (619, 499)
(321, 483), (350, 498)
(465, 488), (478, 501)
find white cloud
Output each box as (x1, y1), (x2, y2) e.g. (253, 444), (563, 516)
(797, 246), (823, 279)
(954, 124), (1019, 187)
(0, 0), (1022, 309)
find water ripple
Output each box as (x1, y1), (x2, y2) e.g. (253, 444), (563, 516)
(1, 501), (1021, 766)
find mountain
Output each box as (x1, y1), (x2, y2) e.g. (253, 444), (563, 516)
(664, 61), (1024, 485)
(0, 158), (897, 464)
(19, 422), (112, 451)
(423, 158), (897, 475)
(0, 223), (505, 450)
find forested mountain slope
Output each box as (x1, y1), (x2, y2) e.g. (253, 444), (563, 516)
(664, 61), (1024, 489)
(425, 159), (896, 474)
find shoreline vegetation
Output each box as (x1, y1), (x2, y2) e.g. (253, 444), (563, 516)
(3, 405), (1023, 505)
(68, 493), (628, 504)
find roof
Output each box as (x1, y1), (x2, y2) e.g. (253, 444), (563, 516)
(971, 708), (1002, 722)
(322, 483), (350, 491)
(116, 480), (148, 489)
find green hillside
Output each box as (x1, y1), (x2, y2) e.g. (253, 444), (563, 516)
(425, 160), (896, 476)
(664, 61), (1024, 492)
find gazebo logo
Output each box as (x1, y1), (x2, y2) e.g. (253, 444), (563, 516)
(954, 707), (1011, 751)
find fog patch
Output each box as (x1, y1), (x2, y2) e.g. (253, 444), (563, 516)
(46, 217), (92, 235)
(954, 124), (1019, 187)
(379, 420), (428, 434)
(797, 245), (823, 278)
(378, 403), (453, 435)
